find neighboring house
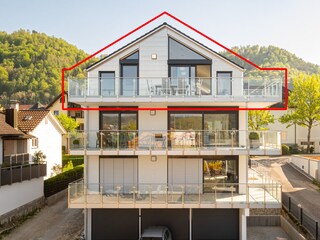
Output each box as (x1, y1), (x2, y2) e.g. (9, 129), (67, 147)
(269, 109), (320, 152)
(67, 23), (283, 240)
(46, 92), (84, 151)
(17, 109), (66, 178)
(0, 112), (46, 221)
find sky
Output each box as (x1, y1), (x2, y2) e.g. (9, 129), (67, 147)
(1, 0), (320, 65)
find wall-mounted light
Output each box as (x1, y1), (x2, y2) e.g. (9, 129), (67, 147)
(151, 53), (157, 60)
(150, 110), (156, 116)
(151, 156), (157, 162)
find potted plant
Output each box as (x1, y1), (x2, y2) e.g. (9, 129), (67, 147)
(249, 132), (260, 149)
(73, 139), (80, 148)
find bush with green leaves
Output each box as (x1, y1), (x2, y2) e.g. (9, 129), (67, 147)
(282, 144), (290, 155)
(249, 132), (260, 140)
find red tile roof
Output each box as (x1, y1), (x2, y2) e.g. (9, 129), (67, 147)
(18, 110), (49, 132)
(0, 113), (25, 136)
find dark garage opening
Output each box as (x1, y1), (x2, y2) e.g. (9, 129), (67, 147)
(142, 209), (189, 240)
(92, 209), (139, 240)
(192, 209), (239, 240)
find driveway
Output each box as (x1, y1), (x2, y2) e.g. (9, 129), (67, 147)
(254, 157), (320, 221)
(4, 196), (83, 240)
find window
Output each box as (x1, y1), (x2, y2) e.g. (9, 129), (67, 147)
(168, 38), (212, 96)
(203, 158), (238, 193)
(100, 111), (138, 148)
(54, 110), (59, 116)
(120, 51), (139, 96)
(32, 138), (39, 148)
(281, 131), (287, 140)
(169, 37), (206, 60)
(100, 72), (115, 96)
(217, 72), (232, 95)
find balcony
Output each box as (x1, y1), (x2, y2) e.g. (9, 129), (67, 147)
(68, 77), (282, 106)
(69, 130), (281, 156)
(3, 153), (30, 166)
(0, 162), (47, 187)
(68, 181), (281, 209)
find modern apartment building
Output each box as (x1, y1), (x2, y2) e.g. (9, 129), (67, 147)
(68, 23), (283, 240)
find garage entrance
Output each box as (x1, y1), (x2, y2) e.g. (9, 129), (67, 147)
(141, 209), (189, 240)
(91, 209), (139, 240)
(192, 209), (239, 240)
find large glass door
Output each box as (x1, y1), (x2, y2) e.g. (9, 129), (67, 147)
(203, 159), (238, 193)
(121, 65), (138, 96)
(100, 72), (115, 96)
(217, 72), (232, 95)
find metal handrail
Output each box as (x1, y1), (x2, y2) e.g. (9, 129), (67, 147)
(68, 129), (281, 152)
(68, 182), (282, 208)
(68, 77), (282, 98)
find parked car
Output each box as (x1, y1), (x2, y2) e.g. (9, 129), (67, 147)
(140, 226), (172, 240)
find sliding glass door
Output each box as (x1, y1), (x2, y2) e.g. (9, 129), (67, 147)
(121, 65), (138, 96)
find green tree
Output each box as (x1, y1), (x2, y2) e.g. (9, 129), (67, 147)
(280, 74), (320, 153)
(248, 110), (275, 130)
(56, 113), (79, 133)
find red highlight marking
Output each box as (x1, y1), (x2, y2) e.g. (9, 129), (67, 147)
(61, 11), (288, 111)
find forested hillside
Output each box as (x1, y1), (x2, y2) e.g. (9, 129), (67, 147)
(220, 45), (320, 81)
(0, 29), (319, 105)
(0, 29), (96, 104)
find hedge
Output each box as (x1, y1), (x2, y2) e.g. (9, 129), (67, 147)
(62, 155), (84, 168)
(44, 165), (83, 197)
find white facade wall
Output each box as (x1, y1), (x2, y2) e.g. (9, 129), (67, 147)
(88, 27), (243, 93)
(138, 155), (167, 185)
(270, 109), (320, 152)
(290, 155), (320, 180)
(0, 178), (43, 216)
(29, 116), (63, 178)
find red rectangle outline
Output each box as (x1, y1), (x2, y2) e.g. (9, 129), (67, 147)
(61, 11), (288, 112)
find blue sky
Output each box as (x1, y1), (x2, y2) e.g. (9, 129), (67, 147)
(1, 0), (320, 65)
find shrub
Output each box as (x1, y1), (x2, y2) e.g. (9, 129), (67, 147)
(73, 139), (79, 145)
(289, 144), (299, 154)
(310, 146), (315, 153)
(62, 155), (84, 167)
(44, 165), (83, 197)
(32, 151), (46, 163)
(249, 132), (260, 140)
(282, 144), (290, 155)
(62, 160), (73, 172)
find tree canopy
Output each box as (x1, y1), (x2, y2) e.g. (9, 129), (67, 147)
(0, 29), (96, 105)
(248, 110), (275, 130)
(280, 74), (320, 152)
(56, 113), (79, 133)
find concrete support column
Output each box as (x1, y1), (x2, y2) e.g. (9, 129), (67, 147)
(85, 208), (92, 240)
(239, 208), (249, 240)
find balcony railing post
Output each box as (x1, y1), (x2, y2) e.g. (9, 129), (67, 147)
(117, 186), (120, 208)
(100, 184), (103, 207)
(247, 184), (250, 208)
(182, 185), (185, 208)
(231, 185), (234, 208)
(166, 186), (168, 208)
(133, 186), (136, 207)
(198, 185), (201, 207)
(20, 164), (22, 182)
(149, 185), (152, 208)
(264, 184), (266, 208)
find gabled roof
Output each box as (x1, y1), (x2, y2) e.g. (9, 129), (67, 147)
(0, 113), (25, 136)
(46, 91), (67, 109)
(18, 110), (49, 132)
(86, 22), (244, 71)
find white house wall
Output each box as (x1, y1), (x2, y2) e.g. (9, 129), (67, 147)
(270, 110), (320, 152)
(29, 116), (62, 178)
(0, 178), (43, 216)
(138, 155), (167, 185)
(88, 26), (243, 93)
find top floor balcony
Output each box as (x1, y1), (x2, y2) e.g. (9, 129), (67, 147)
(68, 77), (282, 105)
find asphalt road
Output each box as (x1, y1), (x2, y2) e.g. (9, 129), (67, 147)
(254, 157), (320, 221)
(3, 196), (83, 240)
